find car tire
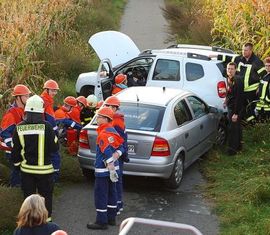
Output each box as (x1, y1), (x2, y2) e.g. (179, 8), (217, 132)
(216, 122), (227, 146)
(80, 86), (94, 97)
(81, 168), (94, 180)
(165, 155), (184, 189)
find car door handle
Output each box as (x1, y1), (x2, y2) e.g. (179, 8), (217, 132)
(185, 133), (189, 138)
(200, 124), (203, 129)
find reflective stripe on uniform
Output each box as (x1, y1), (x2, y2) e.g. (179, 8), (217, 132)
(107, 205), (117, 208)
(96, 209), (107, 212)
(4, 137), (12, 144)
(258, 67), (267, 74)
(20, 167), (54, 174)
(95, 165), (119, 173)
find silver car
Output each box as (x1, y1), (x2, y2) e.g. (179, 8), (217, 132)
(78, 87), (224, 189)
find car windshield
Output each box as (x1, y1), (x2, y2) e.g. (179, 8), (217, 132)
(119, 103), (165, 132)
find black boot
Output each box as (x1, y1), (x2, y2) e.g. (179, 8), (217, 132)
(87, 222), (108, 230)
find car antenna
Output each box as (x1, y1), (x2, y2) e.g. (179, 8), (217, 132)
(136, 94), (139, 104)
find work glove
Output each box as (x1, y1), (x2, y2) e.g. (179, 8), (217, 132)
(109, 170), (119, 182)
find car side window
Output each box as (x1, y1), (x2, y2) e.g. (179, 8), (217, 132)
(153, 59), (180, 81)
(186, 96), (208, 118)
(186, 62), (204, 81)
(174, 100), (192, 126)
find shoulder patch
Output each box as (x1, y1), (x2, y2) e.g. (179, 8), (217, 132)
(108, 136), (115, 143)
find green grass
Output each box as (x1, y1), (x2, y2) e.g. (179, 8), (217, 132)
(202, 123), (270, 235)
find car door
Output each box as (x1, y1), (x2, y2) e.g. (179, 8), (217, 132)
(172, 99), (200, 166)
(185, 96), (216, 154)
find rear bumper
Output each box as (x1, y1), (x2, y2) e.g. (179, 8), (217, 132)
(78, 150), (174, 179)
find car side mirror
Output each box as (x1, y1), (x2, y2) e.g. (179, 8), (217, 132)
(208, 106), (218, 113)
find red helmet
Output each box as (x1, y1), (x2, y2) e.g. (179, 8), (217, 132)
(96, 100), (104, 110)
(97, 107), (114, 120)
(43, 79), (59, 90)
(12, 84), (31, 97)
(115, 74), (127, 84)
(76, 96), (88, 107)
(64, 96), (77, 107)
(104, 96), (120, 107)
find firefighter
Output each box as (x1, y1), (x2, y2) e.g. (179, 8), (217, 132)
(55, 96), (82, 131)
(213, 43), (267, 124)
(11, 95), (59, 221)
(55, 96), (82, 155)
(112, 74), (128, 95)
(224, 62), (244, 155)
(256, 57), (270, 121)
(81, 94), (98, 126)
(76, 96), (92, 126)
(87, 107), (124, 230)
(104, 96), (129, 214)
(0, 84), (31, 186)
(40, 79), (61, 181)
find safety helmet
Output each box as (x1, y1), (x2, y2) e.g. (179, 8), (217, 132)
(24, 95), (44, 113)
(96, 100), (104, 110)
(76, 96), (88, 107)
(64, 96), (77, 107)
(12, 84), (31, 97)
(86, 94), (98, 108)
(51, 230), (68, 235)
(43, 79), (60, 90)
(97, 107), (114, 120)
(115, 74), (127, 85)
(104, 96), (120, 107)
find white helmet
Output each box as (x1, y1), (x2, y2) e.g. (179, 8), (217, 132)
(25, 95), (44, 113)
(86, 94), (98, 108)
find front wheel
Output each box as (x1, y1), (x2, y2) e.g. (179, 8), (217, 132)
(164, 156), (184, 189)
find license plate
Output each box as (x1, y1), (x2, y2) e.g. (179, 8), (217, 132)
(128, 144), (135, 153)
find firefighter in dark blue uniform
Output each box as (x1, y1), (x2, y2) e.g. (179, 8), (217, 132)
(11, 95), (59, 221)
(87, 107), (124, 230)
(104, 96), (129, 214)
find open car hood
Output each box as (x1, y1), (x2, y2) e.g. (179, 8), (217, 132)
(89, 31), (140, 67)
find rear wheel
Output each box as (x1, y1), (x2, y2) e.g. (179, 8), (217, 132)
(165, 155), (184, 189)
(216, 122), (227, 145)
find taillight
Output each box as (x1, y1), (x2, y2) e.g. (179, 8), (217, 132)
(79, 129), (90, 149)
(151, 137), (170, 157)
(217, 81), (226, 98)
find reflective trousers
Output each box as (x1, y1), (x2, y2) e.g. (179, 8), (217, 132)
(94, 177), (117, 224)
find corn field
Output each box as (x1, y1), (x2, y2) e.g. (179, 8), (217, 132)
(0, 0), (79, 97)
(206, 0), (270, 57)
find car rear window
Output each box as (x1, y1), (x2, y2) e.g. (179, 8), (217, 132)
(119, 103), (165, 132)
(185, 62), (204, 81)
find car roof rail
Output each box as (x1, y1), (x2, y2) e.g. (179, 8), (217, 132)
(167, 44), (235, 54)
(187, 52), (211, 61)
(212, 46), (234, 54)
